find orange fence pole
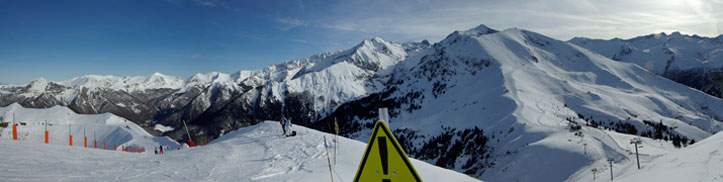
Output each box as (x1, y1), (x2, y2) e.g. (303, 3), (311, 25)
(104, 142), (106, 150)
(83, 129), (86, 148)
(45, 131), (49, 144)
(94, 140), (97, 148)
(12, 124), (17, 140)
(114, 144), (117, 151)
(68, 125), (72, 146)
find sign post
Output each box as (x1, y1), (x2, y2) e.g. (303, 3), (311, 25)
(354, 120), (422, 182)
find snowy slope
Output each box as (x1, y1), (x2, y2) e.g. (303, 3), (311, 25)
(613, 131), (723, 182)
(324, 24), (723, 181)
(0, 103), (180, 151)
(0, 121), (480, 182)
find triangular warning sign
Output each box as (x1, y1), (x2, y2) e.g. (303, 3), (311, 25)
(354, 120), (422, 182)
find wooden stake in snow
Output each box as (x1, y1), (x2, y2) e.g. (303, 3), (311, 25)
(334, 118), (339, 165)
(324, 136), (334, 182)
(608, 158), (614, 181)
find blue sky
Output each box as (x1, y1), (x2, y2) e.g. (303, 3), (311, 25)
(1, 0), (721, 84)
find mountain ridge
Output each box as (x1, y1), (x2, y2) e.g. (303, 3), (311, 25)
(2, 24), (723, 181)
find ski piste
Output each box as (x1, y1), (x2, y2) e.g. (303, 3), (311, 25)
(0, 121), (480, 182)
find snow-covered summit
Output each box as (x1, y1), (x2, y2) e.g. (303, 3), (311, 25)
(464, 24), (499, 35)
(182, 72), (239, 92)
(60, 73), (185, 92)
(25, 77), (51, 92)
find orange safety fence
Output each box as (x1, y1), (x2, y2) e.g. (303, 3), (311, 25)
(10, 128), (153, 154)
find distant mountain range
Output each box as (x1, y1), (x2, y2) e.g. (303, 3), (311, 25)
(569, 32), (723, 97)
(2, 24), (723, 181)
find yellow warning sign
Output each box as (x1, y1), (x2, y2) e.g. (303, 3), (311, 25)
(354, 120), (422, 182)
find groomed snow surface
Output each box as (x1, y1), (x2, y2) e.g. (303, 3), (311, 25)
(0, 103), (181, 151)
(0, 121), (480, 182)
(614, 131), (723, 182)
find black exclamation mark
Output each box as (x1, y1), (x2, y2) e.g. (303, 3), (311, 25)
(378, 136), (390, 182)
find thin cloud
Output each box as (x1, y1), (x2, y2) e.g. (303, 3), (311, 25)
(194, 0), (223, 7)
(188, 0), (239, 11)
(274, 17), (308, 31)
(291, 39), (309, 44)
(286, 0), (723, 42)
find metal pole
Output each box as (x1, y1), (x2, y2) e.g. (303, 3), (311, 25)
(635, 142), (640, 169)
(182, 119), (192, 143)
(609, 159), (614, 181)
(630, 138), (641, 170)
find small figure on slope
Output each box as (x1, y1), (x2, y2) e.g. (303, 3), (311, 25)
(280, 116), (287, 136)
(286, 117), (296, 137)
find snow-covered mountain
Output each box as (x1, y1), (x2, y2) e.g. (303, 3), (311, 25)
(320, 24), (723, 181)
(0, 121), (480, 182)
(2, 24), (723, 181)
(569, 33), (723, 97)
(0, 37), (428, 144)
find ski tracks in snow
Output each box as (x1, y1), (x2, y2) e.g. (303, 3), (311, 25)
(243, 125), (327, 181)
